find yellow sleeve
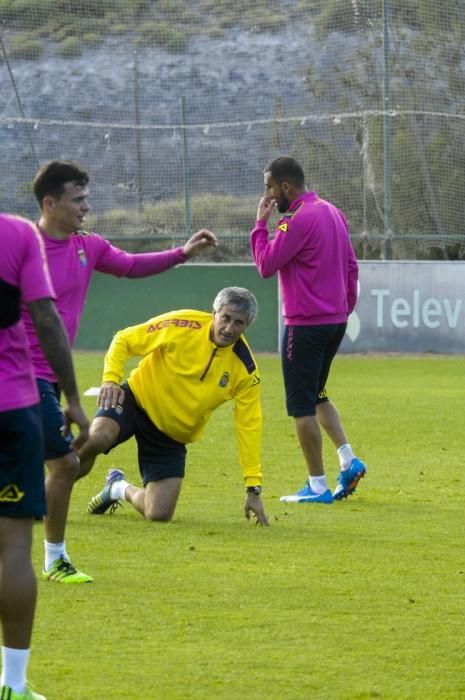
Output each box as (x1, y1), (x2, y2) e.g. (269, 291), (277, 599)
(102, 316), (168, 384)
(233, 371), (263, 487)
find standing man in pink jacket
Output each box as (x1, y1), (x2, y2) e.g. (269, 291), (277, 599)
(0, 213), (88, 699)
(250, 156), (366, 504)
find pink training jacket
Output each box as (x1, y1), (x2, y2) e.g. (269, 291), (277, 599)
(0, 214), (55, 411)
(250, 191), (358, 326)
(21, 229), (186, 383)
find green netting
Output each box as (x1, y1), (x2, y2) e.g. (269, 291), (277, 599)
(1, 0), (464, 260)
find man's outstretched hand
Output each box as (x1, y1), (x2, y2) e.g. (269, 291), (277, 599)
(183, 229), (218, 258)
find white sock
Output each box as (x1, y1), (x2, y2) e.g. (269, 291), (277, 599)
(337, 443), (355, 470)
(1, 646), (30, 693)
(309, 475), (329, 495)
(110, 479), (129, 501)
(44, 541), (69, 571)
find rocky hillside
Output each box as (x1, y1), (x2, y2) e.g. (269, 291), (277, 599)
(0, 22), (330, 217)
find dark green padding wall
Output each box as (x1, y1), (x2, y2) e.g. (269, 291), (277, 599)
(75, 264), (279, 352)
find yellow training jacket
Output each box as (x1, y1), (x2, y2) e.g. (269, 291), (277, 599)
(102, 309), (262, 486)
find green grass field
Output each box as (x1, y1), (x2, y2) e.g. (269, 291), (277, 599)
(29, 353), (465, 699)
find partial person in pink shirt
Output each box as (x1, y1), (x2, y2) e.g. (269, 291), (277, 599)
(24, 160), (218, 585)
(250, 156), (366, 505)
(0, 213), (88, 700)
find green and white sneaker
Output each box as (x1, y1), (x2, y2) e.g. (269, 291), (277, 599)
(0, 685), (47, 699)
(42, 555), (93, 584)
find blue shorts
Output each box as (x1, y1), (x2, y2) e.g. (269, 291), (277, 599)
(0, 404), (46, 518)
(37, 379), (74, 461)
(95, 383), (187, 484)
(281, 323), (347, 417)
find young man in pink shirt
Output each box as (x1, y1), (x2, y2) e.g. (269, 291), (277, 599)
(24, 160), (217, 584)
(0, 213), (88, 699)
(250, 156), (366, 504)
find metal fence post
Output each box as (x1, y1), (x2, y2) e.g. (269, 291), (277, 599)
(180, 95), (192, 237)
(133, 49), (144, 213)
(382, 0), (393, 260)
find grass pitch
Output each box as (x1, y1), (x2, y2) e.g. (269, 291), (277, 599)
(30, 353), (465, 699)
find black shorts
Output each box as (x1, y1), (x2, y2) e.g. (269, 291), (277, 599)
(0, 403), (46, 518)
(37, 379), (74, 461)
(281, 323), (347, 417)
(95, 383), (186, 484)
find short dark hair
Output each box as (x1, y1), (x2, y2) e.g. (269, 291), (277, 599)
(33, 160), (89, 207)
(264, 156), (305, 187)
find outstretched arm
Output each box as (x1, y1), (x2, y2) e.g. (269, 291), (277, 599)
(28, 298), (89, 449)
(122, 230), (218, 278)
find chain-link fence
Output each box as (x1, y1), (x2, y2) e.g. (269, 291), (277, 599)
(1, 1), (464, 260)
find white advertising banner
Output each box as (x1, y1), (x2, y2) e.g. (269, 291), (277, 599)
(341, 261), (465, 353)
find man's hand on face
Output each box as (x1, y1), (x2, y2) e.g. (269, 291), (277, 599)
(256, 196), (277, 223)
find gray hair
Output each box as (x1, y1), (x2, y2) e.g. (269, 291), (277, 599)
(212, 287), (258, 325)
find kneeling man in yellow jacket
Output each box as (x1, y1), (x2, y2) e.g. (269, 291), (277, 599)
(80, 287), (268, 526)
